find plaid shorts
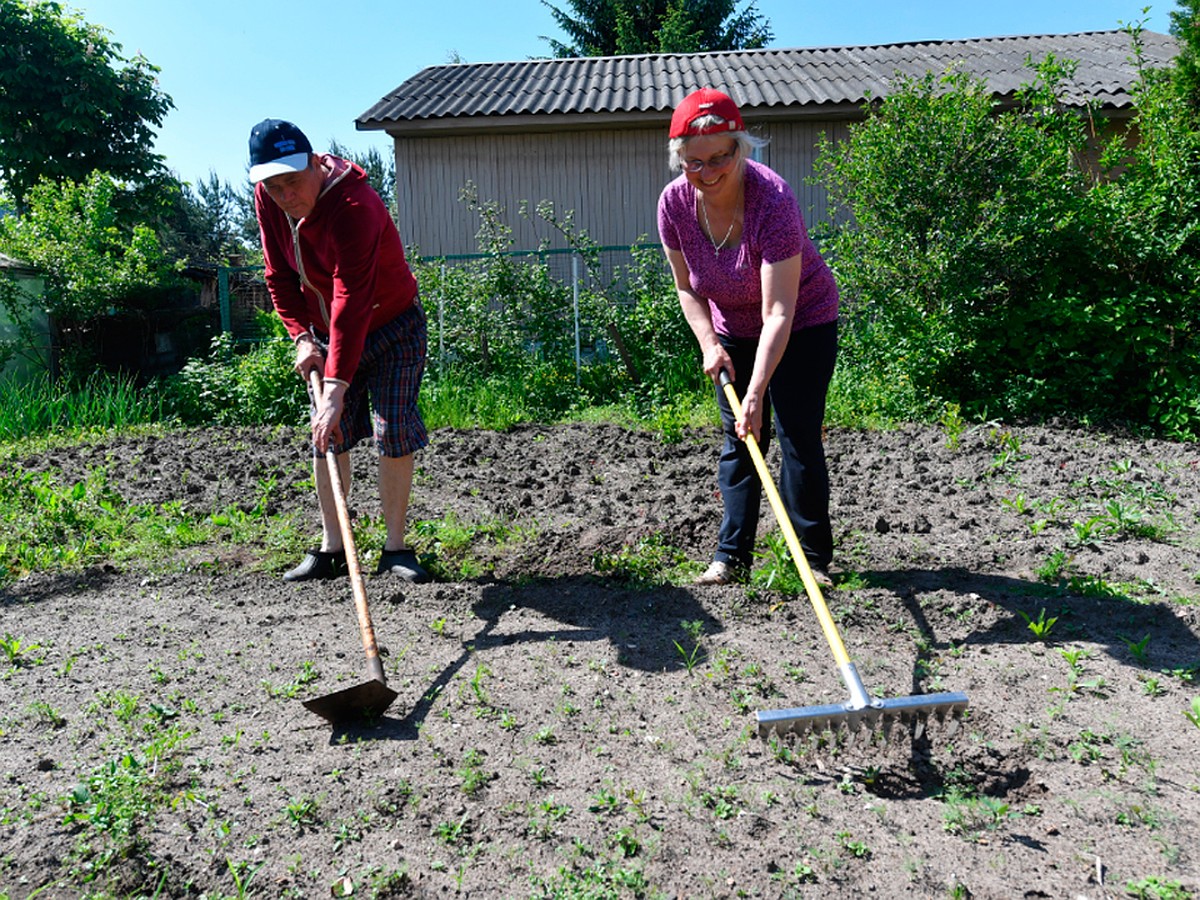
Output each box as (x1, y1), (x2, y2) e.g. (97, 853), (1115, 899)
(311, 303), (428, 458)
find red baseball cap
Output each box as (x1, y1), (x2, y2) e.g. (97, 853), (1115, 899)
(669, 88), (744, 139)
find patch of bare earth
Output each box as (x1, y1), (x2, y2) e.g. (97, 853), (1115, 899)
(2, 421), (1199, 898)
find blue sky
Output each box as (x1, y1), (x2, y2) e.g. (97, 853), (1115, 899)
(70, 0), (1173, 189)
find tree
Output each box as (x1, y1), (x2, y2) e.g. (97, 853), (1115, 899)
(541, 0), (772, 57)
(1169, 0), (1200, 114)
(0, 0), (174, 210)
(0, 171), (184, 377)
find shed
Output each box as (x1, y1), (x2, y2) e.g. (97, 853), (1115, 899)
(357, 30), (1178, 259)
(0, 251), (50, 381)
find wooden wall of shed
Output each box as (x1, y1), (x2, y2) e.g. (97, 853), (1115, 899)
(391, 118), (852, 259)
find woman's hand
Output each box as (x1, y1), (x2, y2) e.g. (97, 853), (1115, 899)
(702, 343), (734, 383)
(736, 385), (765, 442)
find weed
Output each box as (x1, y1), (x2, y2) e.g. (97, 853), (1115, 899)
(941, 786), (1013, 840)
(0, 632), (43, 668)
(592, 532), (691, 586)
(674, 619), (707, 674)
(1141, 676), (1168, 697)
(751, 532), (806, 594)
(701, 785), (741, 820)
(225, 856), (265, 899)
(264, 660), (320, 699)
(837, 831), (872, 859)
(63, 726), (191, 881)
(940, 402), (965, 449)
(1184, 697), (1200, 729)
(28, 700), (66, 729)
(434, 813), (471, 846)
(1125, 876), (1190, 900)
(1018, 608), (1059, 641)
(1034, 550), (1071, 583)
(458, 749), (492, 797)
(1122, 634), (1153, 666)
(283, 795), (320, 830)
(588, 788), (620, 816)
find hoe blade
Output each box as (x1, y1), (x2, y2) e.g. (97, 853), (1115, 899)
(303, 679), (399, 725)
(756, 691), (968, 739)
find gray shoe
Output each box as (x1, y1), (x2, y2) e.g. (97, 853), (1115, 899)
(695, 560), (739, 585)
(376, 548), (431, 583)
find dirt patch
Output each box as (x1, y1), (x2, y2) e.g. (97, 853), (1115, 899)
(3, 420), (1200, 898)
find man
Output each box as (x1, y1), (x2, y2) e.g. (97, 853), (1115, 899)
(248, 118), (429, 583)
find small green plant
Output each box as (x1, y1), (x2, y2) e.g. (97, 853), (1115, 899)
(283, 795), (320, 830)
(592, 532), (690, 586)
(939, 402), (965, 449)
(1184, 697), (1200, 730)
(837, 831), (872, 859)
(1125, 875), (1191, 900)
(434, 813), (471, 845)
(1018, 607), (1059, 641)
(458, 749), (491, 797)
(673, 619), (706, 674)
(1035, 549), (1071, 583)
(0, 632), (43, 668)
(29, 700), (66, 729)
(941, 786), (1013, 840)
(1122, 634), (1152, 666)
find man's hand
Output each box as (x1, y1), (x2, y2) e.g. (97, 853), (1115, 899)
(294, 334), (324, 379)
(312, 380), (347, 453)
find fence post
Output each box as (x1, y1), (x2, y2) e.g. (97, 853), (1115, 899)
(439, 262), (446, 374)
(572, 253), (581, 387)
(218, 266), (232, 335)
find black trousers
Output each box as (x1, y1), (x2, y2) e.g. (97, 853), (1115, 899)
(713, 320), (838, 570)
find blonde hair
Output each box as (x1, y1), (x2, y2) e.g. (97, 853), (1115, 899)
(668, 114), (769, 172)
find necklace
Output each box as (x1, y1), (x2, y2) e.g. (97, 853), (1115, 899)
(699, 191), (739, 256)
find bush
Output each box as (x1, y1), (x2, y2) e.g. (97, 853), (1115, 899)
(818, 32), (1200, 438)
(164, 316), (305, 427)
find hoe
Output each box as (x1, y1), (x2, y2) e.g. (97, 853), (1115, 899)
(719, 372), (969, 739)
(302, 371), (399, 725)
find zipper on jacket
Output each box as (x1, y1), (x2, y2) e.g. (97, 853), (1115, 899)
(288, 217), (330, 331)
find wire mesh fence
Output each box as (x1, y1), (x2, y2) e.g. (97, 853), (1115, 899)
(217, 243), (672, 383)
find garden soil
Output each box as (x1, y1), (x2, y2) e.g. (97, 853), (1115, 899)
(3, 420), (1200, 898)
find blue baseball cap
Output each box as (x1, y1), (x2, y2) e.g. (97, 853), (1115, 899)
(248, 119), (313, 183)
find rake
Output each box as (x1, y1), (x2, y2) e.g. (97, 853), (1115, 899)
(718, 371), (968, 739)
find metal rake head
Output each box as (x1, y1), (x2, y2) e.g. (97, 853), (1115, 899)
(756, 691), (969, 740)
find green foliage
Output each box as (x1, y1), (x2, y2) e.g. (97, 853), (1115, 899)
(62, 726), (190, 884)
(0, 170), (185, 377)
(0, 371), (166, 442)
(413, 186), (709, 431)
(592, 532), (693, 586)
(164, 326), (306, 427)
(818, 30), (1200, 439)
(542, 0), (772, 57)
(0, 0), (173, 209)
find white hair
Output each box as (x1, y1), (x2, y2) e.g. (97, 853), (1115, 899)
(668, 114), (770, 172)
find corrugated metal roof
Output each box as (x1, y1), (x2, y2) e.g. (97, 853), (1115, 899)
(358, 30), (1177, 129)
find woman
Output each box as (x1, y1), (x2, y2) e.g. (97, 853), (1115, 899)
(656, 88), (839, 586)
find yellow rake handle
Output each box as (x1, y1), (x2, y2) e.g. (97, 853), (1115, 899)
(719, 372), (852, 668)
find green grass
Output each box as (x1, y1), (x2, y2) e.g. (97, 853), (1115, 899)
(0, 372), (170, 444)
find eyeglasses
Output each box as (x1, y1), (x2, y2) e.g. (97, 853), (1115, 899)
(682, 149), (737, 174)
